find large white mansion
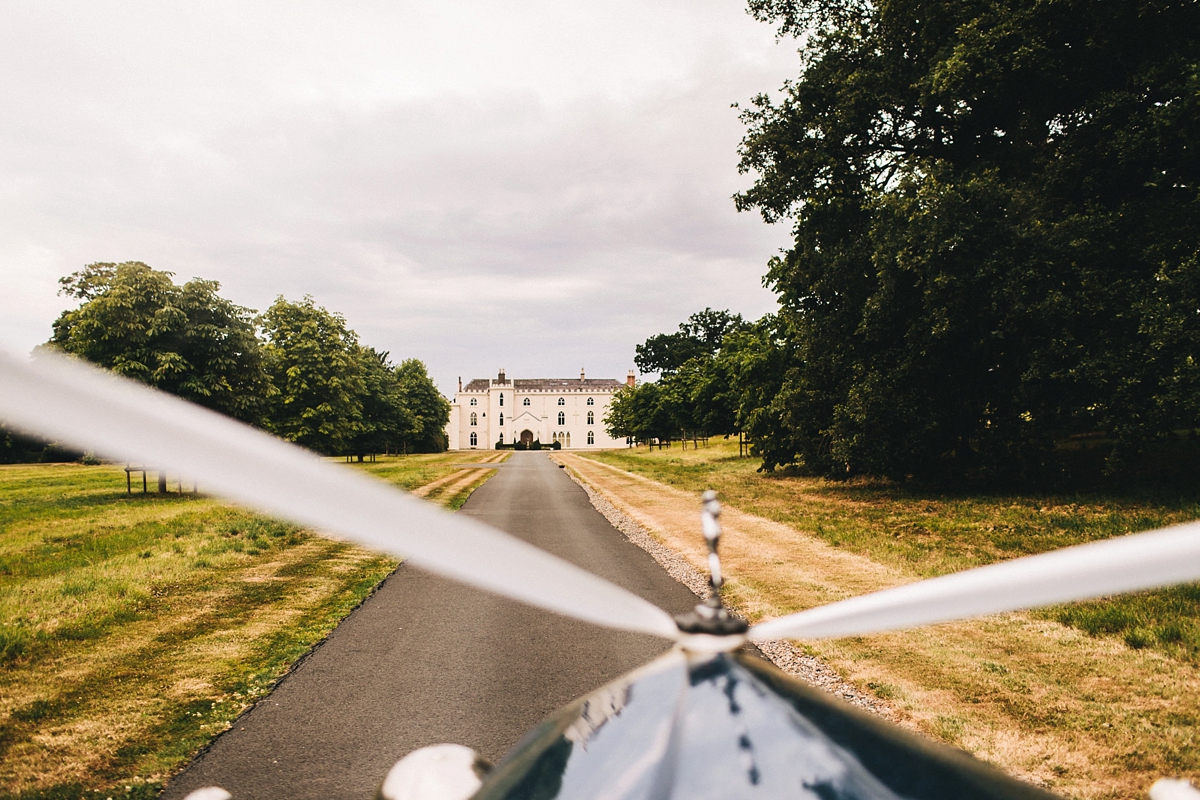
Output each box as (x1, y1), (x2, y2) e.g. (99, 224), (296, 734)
(446, 368), (633, 450)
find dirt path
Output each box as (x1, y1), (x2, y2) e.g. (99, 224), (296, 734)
(557, 452), (904, 614)
(552, 453), (895, 717)
(411, 453), (507, 499)
(413, 467), (489, 501)
(556, 452), (1200, 799)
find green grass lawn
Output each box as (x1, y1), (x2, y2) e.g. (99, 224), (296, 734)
(0, 452), (493, 800)
(586, 441), (1200, 663)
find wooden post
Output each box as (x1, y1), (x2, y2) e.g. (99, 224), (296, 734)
(126, 466), (131, 495)
(157, 471), (167, 493)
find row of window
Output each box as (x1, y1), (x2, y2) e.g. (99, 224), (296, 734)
(468, 430), (596, 447)
(468, 396), (595, 407)
(550, 431), (595, 445)
(469, 411), (593, 426)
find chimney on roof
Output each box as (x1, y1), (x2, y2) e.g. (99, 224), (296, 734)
(580, 367), (585, 382)
(458, 376), (462, 392)
(498, 367), (506, 383)
(626, 370), (636, 388)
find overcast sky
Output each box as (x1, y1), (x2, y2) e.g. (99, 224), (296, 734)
(0, 1), (799, 394)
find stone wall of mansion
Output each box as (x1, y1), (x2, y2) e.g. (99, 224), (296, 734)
(446, 368), (634, 450)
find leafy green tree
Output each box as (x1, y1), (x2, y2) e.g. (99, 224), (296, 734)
(49, 262), (270, 424)
(347, 347), (418, 460)
(656, 357), (735, 436)
(0, 425), (80, 465)
(260, 296), (365, 455)
(697, 314), (795, 441)
(395, 358), (451, 453)
(616, 310), (758, 442)
(737, 0), (1200, 479)
(604, 382), (676, 444)
(603, 385), (639, 442)
(634, 309), (747, 375)
(718, 315), (803, 466)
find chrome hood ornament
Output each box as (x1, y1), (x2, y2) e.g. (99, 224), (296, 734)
(673, 491), (748, 637)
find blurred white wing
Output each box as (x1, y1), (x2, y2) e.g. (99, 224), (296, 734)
(0, 349), (680, 640)
(749, 519), (1200, 641)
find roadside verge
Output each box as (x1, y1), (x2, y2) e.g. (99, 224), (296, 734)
(552, 452), (894, 717)
(553, 451), (1200, 798)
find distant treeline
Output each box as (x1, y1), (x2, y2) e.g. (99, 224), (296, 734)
(609, 0), (1200, 484)
(4, 262), (448, 463)
(604, 309), (751, 448)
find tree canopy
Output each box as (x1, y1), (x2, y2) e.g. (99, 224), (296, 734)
(258, 298), (450, 457)
(608, 310), (755, 442)
(347, 346), (417, 459)
(44, 265), (450, 460)
(733, 0), (1200, 479)
(50, 262), (271, 424)
(260, 296), (367, 455)
(395, 358), (452, 453)
(634, 309), (748, 375)
(604, 381), (676, 444)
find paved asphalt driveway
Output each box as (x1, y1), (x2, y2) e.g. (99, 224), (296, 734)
(162, 451), (699, 800)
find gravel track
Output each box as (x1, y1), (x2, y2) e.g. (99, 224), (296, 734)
(559, 461), (897, 718)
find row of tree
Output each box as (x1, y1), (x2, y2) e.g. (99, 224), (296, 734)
(37, 261), (448, 458)
(610, 0), (1200, 483)
(604, 310), (751, 444)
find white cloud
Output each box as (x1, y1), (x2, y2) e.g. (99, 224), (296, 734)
(0, 0), (799, 393)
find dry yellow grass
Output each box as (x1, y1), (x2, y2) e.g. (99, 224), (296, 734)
(1, 538), (372, 789)
(0, 452), (503, 799)
(559, 450), (1200, 799)
(411, 452), (508, 500)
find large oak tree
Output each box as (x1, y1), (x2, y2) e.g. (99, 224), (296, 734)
(737, 0), (1200, 479)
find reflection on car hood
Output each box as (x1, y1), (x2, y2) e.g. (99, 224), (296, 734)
(472, 648), (1062, 800)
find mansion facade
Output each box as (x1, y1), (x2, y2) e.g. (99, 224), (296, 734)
(446, 368), (633, 450)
